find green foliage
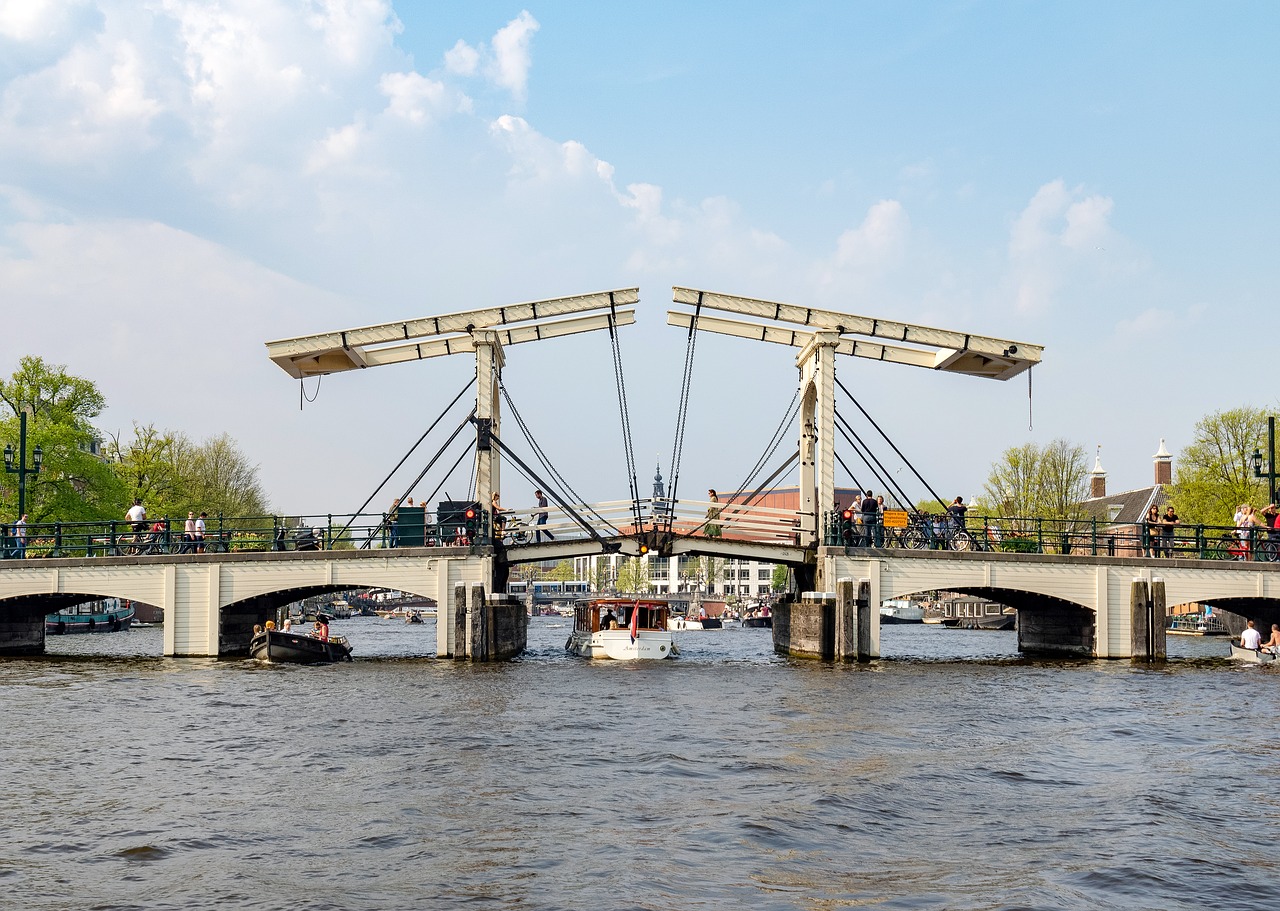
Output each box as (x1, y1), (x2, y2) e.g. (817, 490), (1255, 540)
(0, 357), (124, 522)
(549, 559), (574, 582)
(1170, 407), (1271, 526)
(771, 563), (790, 592)
(614, 556), (649, 593)
(981, 439), (1090, 522)
(998, 537), (1039, 553)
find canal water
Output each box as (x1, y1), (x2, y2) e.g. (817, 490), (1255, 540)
(5, 618), (1277, 910)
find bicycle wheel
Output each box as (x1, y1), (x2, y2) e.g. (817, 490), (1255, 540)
(514, 529), (530, 544)
(901, 528), (927, 549)
(1206, 534), (1236, 560)
(949, 531), (975, 552)
(1255, 539), (1279, 563)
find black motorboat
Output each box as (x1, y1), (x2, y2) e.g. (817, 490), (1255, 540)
(250, 629), (353, 663)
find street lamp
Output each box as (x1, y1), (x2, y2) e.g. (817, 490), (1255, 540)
(1253, 415), (1277, 506)
(3, 410), (42, 518)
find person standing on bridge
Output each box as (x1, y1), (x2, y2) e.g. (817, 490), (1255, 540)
(13, 514), (27, 559)
(860, 491), (878, 547)
(126, 499), (146, 539)
(947, 497), (968, 532)
(706, 490), (723, 538)
(195, 512), (207, 554)
(1159, 504), (1180, 558)
(388, 498), (401, 549)
(534, 490), (554, 543)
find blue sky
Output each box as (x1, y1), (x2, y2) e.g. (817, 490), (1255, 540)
(2, 1), (1276, 516)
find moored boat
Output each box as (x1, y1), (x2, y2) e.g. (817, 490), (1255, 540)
(250, 629), (353, 663)
(566, 598), (678, 660)
(46, 599), (135, 635)
(880, 600), (925, 624)
(666, 615), (724, 630)
(1229, 643), (1277, 664)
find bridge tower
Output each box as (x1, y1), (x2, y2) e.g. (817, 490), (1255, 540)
(669, 288), (1044, 558)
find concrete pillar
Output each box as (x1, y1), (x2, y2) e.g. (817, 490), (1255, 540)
(473, 332), (504, 528)
(469, 583), (489, 660)
(773, 591), (835, 659)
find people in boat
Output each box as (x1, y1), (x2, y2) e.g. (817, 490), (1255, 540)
(252, 623), (263, 637)
(313, 618), (330, 641)
(264, 620), (276, 631)
(1240, 619), (1263, 651)
(601, 609), (618, 630)
(282, 618), (292, 632)
(1262, 624), (1280, 655)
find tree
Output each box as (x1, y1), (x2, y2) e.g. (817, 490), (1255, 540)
(981, 439), (1089, 522)
(771, 563), (791, 592)
(614, 557), (649, 593)
(549, 559), (574, 582)
(0, 357), (124, 522)
(1170, 407), (1271, 526)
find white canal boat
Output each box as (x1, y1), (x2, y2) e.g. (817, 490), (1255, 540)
(1229, 643), (1277, 665)
(566, 598), (679, 660)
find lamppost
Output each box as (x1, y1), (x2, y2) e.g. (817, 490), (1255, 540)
(3, 410), (42, 518)
(1253, 415), (1277, 506)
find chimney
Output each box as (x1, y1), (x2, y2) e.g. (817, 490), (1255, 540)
(1154, 438), (1172, 487)
(1089, 449), (1107, 499)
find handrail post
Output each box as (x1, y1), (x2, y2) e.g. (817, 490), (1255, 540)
(1036, 518), (1043, 553)
(110, 519), (118, 556)
(1091, 518), (1097, 555)
(327, 514), (333, 549)
(53, 522), (62, 557)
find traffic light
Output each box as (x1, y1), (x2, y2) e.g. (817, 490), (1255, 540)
(840, 509), (855, 545)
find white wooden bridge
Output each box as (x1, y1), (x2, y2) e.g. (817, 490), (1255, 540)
(2, 285), (1276, 659)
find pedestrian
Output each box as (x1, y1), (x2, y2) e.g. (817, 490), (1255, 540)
(705, 490), (722, 538)
(859, 490), (878, 547)
(875, 496), (886, 547)
(14, 513), (27, 559)
(947, 497), (968, 532)
(534, 490), (554, 542)
(183, 511), (197, 554)
(195, 512), (207, 554)
(490, 491), (506, 535)
(388, 497), (401, 549)
(1160, 504), (1180, 558)
(1144, 505), (1161, 557)
(126, 498), (146, 539)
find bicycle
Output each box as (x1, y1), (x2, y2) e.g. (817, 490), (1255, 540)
(502, 516), (531, 546)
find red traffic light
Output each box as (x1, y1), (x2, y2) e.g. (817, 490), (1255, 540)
(842, 509), (853, 521)
(465, 508), (476, 520)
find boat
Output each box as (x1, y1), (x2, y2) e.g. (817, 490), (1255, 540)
(1167, 613), (1228, 636)
(250, 629), (353, 663)
(666, 615), (724, 630)
(934, 596), (1016, 630)
(1229, 643), (1277, 664)
(880, 600), (925, 624)
(742, 611), (772, 629)
(566, 598), (678, 660)
(46, 599), (136, 635)
(405, 610), (426, 624)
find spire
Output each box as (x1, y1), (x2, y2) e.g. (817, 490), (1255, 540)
(652, 460), (666, 500)
(1154, 438), (1172, 486)
(1090, 445), (1107, 499)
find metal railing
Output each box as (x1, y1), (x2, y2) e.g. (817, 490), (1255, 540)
(0, 510), (494, 560)
(823, 511), (1280, 563)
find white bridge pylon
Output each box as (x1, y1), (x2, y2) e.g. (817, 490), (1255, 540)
(668, 287), (1044, 550)
(265, 289), (639, 521)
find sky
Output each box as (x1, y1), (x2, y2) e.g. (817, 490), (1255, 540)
(2, 1), (1277, 519)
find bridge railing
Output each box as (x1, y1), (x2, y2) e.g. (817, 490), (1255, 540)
(823, 511), (1280, 562)
(0, 511), (496, 559)
(653, 497), (803, 544)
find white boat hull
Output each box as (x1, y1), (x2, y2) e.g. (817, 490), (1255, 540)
(566, 629), (677, 660)
(1229, 643), (1277, 664)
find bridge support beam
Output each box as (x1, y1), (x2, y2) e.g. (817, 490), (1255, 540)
(797, 332), (840, 549)
(447, 583), (526, 660)
(1128, 578), (1167, 662)
(0, 602), (45, 655)
(774, 588), (877, 661)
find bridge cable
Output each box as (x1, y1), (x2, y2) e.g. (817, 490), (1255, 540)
(337, 377), (476, 543)
(664, 293), (703, 533)
(835, 377), (949, 512)
(498, 381), (622, 535)
(679, 449), (800, 539)
(605, 293), (646, 537)
(479, 423), (618, 546)
(833, 411), (914, 510)
(354, 408), (478, 548)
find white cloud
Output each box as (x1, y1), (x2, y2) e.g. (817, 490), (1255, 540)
(444, 39), (479, 76)
(487, 10), (538, 101)
(833, 199), (909, 268)
(1006, 180), (1115, 311)
(378, 70), (453, 125)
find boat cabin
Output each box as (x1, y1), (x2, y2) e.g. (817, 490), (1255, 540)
(574, 598), (669, 634)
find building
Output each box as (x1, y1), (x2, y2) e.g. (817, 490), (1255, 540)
(1077, 440), (1172, 557)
